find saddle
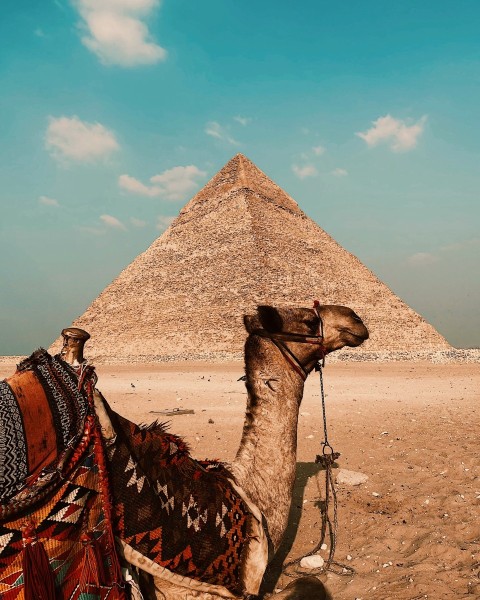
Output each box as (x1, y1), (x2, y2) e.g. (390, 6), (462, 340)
(0, 350), (124, 599)
(0, 350), (93, 512)
(0, 350), (267, 599)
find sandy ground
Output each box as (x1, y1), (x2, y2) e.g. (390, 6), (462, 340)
(1, 359), (479, 599)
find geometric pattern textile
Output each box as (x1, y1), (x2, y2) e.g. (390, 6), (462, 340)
(0, 350), (91, 507)
(106, 407), (253, 597)
(0, 350), (262, 598)
(0, 351), (125, 599)
(0, 416), (125, 599)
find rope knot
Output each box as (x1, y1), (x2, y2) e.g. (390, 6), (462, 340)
(315, 452), (340, 468)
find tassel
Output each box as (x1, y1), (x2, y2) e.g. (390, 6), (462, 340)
(22, 522), (56, 600)
(79, 532), (106, 591)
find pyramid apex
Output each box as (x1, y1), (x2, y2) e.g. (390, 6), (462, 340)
(179, 153), (303, 218)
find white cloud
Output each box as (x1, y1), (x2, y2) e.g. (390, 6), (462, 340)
(332, 168), (348, 177)
(100, 214), (127, 230)
(157, 215), (175, 230)
(39, 195), (60, 207)
(205, 122), (223, 139)
(74, 0), (166, 67)
(407, 252), (439, 267)
(312, 145), (326, 156)
(357, 114), (427, 152)
(130, 217), (147, 227)
(120, 165), (207, 201)
(119, 174), (159, 197)
(205, 121), (239, 145)
(151, 165), (207, 201)
(233, 115), (251, 126)
(292, 164), (318, 179)
(45, 116), (119, 163)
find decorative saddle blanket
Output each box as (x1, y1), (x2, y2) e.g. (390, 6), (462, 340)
(0, 350), (91, 508)
(0, 351), (124, 599)
(0, 350), (267, 599)
(0, 416), (124, 599)
(106, 407), (264, 597)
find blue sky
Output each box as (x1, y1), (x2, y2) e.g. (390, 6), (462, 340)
(1, 0), (479, 354)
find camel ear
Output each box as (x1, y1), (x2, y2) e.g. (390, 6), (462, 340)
(257, 306), (283, 333)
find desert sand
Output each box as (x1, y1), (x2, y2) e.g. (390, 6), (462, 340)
(1, 359), (479, 599)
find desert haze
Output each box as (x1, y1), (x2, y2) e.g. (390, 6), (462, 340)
(1, 357), (478, 599)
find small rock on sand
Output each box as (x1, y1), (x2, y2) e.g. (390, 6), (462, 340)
(299, 555), (324, 569)
(336, 469), (369, 486)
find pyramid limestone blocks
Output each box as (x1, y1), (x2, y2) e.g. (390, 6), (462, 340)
(51, 154), (450, 361)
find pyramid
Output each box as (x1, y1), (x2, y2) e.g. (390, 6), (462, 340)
(51, 154), (450, 361)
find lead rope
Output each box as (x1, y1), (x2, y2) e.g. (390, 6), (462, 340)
(283, 361), (354, 579)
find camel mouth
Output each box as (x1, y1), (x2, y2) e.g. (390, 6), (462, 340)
(342, 328), (369, 346)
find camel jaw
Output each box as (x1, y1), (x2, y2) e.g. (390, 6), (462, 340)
(341, 327), (369, 347)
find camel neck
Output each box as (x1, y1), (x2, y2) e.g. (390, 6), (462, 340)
(231, 339), (305, 550)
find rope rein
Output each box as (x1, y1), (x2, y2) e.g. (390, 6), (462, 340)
(283, 361), (354, 580)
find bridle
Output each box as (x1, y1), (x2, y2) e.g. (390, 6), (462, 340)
(251, 300), (327, 380)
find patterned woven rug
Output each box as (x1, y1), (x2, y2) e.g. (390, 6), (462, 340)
(0, 351), (125, 599)
(106, 406), (261, 597)
(0, 416), (125, 599)
(0, 351), (266, 598)
(0, 350), (91, 510)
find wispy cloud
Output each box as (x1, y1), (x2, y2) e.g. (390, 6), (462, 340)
(74, 0), (166, 67)
(407, 252), (439, 267)
(100, 214), (127, 230)
(332, 167), (348, 177)
(205, 121), (239, 145)
(312, 145), (326, 156)
(357, 114), (427, 152)
(39, 195), (60, 207)
(119, 174), (159, 197)
(45, 116), (119, 163)
(233, 115), (251, 126)
(151, 165), (207, 200)
(292, 164), (318, 179)
(119, 165), (207, 201)
(157, 215), (175, 230)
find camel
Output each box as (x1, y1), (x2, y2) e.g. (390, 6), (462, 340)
(112, 303), (368, 599)
(0, 303), (368, 600)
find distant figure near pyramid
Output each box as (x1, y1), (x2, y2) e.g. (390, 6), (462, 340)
(51, 154), (449, 361)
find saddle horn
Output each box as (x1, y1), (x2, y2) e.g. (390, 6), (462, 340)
(60, 327), (90, 366)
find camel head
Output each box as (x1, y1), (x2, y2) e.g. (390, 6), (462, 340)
(244, 303), (369, 375)
(316, 304), (369, 352)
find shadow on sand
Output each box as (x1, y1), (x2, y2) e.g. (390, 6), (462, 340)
(260, 462), (333, 599)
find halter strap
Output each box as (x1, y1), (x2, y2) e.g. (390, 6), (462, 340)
(251, 329), (324, 345)
(251, 301), (327, 381)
